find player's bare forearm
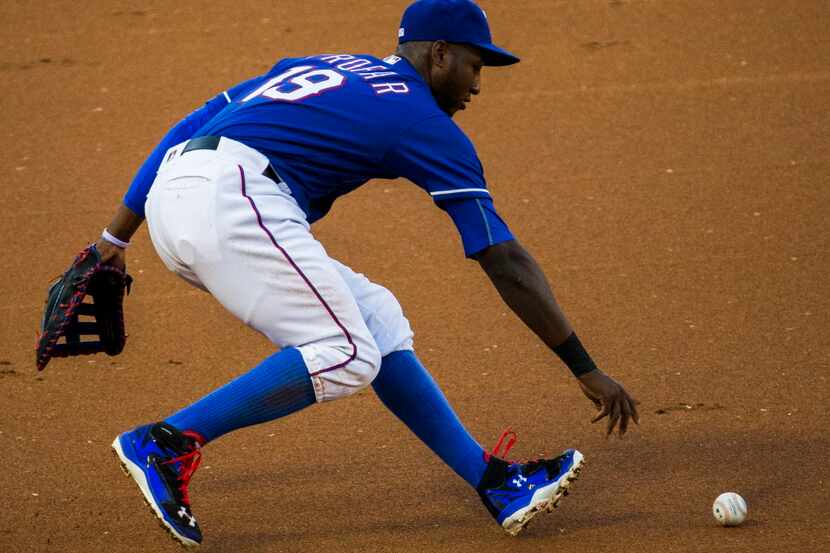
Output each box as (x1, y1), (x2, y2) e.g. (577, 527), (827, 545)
(474, 240), (573, 349)
(94, 203), (145, 269)
(476, 240), (640, 436)
(107, 203), (145, 242)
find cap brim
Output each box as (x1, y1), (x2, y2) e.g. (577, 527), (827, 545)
(472, 42), (520, 66)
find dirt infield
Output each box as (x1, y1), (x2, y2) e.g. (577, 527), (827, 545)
(1, 1), (828, 552)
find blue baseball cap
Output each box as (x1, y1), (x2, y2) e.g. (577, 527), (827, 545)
(398, 0), (520, 66)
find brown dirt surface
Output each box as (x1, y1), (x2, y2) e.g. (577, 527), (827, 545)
(2, 1), (828, 552)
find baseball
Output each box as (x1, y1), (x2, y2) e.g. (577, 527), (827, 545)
(712, 492), (747, 526)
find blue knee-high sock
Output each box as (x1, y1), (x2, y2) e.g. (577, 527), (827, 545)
(371, 350), (487, 488)
(165, 347), (316, 444)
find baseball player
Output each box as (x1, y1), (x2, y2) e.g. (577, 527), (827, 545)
(99, 0), (640, 547)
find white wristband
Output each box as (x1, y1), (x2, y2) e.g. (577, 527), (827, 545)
(102, 228), (130, 249)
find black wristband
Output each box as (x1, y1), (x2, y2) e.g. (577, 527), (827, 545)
(553, 332), (598, 377)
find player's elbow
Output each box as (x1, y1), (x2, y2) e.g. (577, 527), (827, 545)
(490, 263), (532, 292)
(476, 241), (535, 288)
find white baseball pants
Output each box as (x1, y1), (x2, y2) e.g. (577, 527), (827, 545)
(145, 138), (413, 402)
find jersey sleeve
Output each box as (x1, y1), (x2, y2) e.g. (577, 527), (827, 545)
(440, 197), (515, 257)
(381, 115), (492, 203)
(382, 115), (511, 256)
(122, 74), (269, 217)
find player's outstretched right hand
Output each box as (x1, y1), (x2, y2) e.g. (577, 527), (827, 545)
(577, 370), (640, 437)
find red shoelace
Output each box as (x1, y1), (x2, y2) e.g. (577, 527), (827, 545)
(162, 436), (203, 507)
(483, 428), (518, 463)
(483, 428), (555, 468)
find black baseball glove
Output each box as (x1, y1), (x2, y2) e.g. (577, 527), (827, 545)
(36, 245), (133, 371)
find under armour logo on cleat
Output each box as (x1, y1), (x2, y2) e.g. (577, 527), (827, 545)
(178, 506), (197, 527)
(512, 475), (528, 487)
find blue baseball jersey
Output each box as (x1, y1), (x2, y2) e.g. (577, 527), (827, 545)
(124, 53), (513, 257)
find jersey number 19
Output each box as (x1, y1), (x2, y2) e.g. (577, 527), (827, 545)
(241, 66), (345, 103)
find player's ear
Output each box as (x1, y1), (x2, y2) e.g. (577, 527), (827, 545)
(431, 40), (451, 69)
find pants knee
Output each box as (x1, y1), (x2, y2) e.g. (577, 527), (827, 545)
(299, 338), (380, 402)
(352, 340), (382, 389)
(361, 287), (414, 357)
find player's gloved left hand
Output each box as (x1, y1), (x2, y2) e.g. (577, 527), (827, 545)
(36, 244), (133, 371)
(93, 237), (127, 270)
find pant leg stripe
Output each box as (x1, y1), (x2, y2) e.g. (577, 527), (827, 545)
(238, 165), (357, 375)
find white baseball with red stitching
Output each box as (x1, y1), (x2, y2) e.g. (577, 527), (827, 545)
(712, 492), (747, 526)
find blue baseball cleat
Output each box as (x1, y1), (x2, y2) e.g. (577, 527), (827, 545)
(477, 434), (585, 535)
(112, 422), (204, 548)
